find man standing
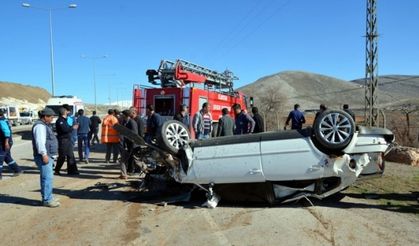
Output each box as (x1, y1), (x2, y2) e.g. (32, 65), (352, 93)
(232, 104), (255, 135)
(120, 110), (138, 179)
(145, 105), (163, 144)
(131, 107), (144, 138)
(0, 110), (23, 179)
(343, 104), (356, 122)
(55, 107), (79, 175)
(63, 104), (77, 146)
(216, 108), (234, 137)
(173, 104), (190, 128)
(76, 109), (90, 164)
(285, 104), (306, 130)
(32, 107), (60, 207)
(89, 110), (101, 146)
(101, 109), (119, 163)
(193, 102), (212, 140)
(252, 106), (265, 133)
(314, 104), (327, 121)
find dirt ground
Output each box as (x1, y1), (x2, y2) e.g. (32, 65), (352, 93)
(0, 136), (418, 246)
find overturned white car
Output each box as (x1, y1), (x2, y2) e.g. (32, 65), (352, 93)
(115, 110), (394, 207)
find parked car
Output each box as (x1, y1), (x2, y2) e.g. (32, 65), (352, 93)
(115, 109), (394, 207)
(19, 110), (37, 125)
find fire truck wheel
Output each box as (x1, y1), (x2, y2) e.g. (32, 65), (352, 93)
(312, 110), (355, 152)
(158, 120), (191, 154)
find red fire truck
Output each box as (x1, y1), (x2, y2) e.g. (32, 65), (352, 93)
(132, 59), (250, 138)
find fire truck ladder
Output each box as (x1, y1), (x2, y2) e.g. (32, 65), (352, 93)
(158, 59), (238, 90)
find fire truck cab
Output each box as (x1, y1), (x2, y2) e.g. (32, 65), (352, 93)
(133, 59), (249, 138)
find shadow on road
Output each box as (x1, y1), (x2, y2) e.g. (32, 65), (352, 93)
(0, 194), (40, 206)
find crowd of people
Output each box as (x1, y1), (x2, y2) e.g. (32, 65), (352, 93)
(0, 102), (355, 207)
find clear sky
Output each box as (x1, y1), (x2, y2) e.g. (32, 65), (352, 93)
(1, 0), (418, 104)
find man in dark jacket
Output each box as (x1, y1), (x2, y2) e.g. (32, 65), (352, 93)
(145, 105), (163, 144)
(232, 104), (255, 135)
(343, 104), (356, 122)
(173, 104), (190, 128)
(130, 107), (144, 137)
(252, 107), (265, 133)
(55, 107), (79, 175)
(76, 109), (91, 163)
(89, 110), (101, 146)
(285, 104), (306, 130)
(216, 108), (234, 137)
(314, 104), (327, 121)
(120, 110), (138, 179)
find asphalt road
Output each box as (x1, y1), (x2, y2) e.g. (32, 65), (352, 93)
(0, 137), (418, 246)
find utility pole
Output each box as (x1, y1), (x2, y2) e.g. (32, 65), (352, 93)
(364, 0), (379, 126)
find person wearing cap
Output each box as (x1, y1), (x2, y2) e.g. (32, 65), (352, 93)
(285, 104), (306, 130)
(173, 104), (190, 128)
(32, 107), (60, 207)
(55, 107), (79, 175)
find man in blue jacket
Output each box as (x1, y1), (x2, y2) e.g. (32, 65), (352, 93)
(285, 104), (306, 130)
(0, 109), (23, 179)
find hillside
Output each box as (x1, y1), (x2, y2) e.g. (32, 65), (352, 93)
(239, 71), (415, 110)
(351, 75), (419, 107)
(0, 81), (50, 109)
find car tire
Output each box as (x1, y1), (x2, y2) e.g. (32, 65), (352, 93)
(158, 120), (191, 154)
(313, 110), (355, 152)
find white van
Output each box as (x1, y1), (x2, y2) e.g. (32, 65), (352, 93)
(0, 105), (21, 126)
(45, 96), (84, 123)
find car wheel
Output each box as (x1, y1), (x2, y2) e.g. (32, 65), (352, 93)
(158, 120), (191, 154)
(313, 110), (355, 152)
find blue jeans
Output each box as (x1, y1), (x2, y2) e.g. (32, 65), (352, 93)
(34, 155), (54, 203)
(198, 133), (210, 140)
(77, 134), (90, 160)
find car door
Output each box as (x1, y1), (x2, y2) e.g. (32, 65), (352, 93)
(261, 137), (325, 181)
(184, 141), (265, 184)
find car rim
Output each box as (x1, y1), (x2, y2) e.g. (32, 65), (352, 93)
(165, 122), (190, 150)
(319, 112), (352, 144)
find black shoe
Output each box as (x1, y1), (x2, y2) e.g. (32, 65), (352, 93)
(54, 171), (61, 176)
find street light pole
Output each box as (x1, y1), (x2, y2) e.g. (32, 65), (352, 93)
(22, 2), (77, 96)
(48, 9), (55, 96)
